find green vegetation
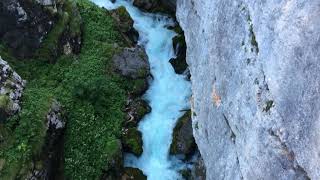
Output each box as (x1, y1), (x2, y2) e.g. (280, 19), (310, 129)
(0, 0), (135, 179)
(122, 128), (143, 157)
(36, 0), (82, 62)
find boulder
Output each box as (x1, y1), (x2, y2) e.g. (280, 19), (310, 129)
(122, 167), (147, 180)
(112, 46), (150, 79)
(121, 128), (143, 157)
(170, 110), (196, 156)
(0, 57), (25, 121)
(110, 6), (139, 45)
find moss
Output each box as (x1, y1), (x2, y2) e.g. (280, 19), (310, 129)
(0, 88), (53, 179)
(36, 12), (70, 62)
(0, 95), (10, 109)
(0, 0), (131, 179)
(122, 128), (143, 156)
(36, 0), (82, 62)
(131, 79), (148, 96)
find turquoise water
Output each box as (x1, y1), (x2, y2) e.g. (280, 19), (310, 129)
(91, 1), (191, 179)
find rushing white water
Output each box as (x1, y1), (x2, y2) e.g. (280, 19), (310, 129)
(91, 0), (191, 179)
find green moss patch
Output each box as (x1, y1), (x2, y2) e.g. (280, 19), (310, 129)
(121, 128), (143, 156)
(0, 0), (137, 179)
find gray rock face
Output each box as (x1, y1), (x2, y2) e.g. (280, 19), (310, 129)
(112, 46), (150, 79)
(0, 56), (25, 121)
(177, 0), (320, 179)
(0, 0), (56, 58)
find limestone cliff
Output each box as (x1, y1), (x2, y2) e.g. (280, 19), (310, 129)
(177, 0), (320, 179)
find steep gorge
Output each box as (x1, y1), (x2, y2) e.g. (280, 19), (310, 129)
(177, 0), (320, 179)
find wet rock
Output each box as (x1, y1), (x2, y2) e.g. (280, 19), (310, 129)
(133, 0), (159, 12)
(169, 30), (187, 74)
(122, 167), (147, 180)
(121, 128), (143, 157)
(110, 6), (139, 45)
(112, 46), (150, 79)
(132, 0), (175, 15)
(170, 110), (196, 156)
(0, 56), (26, 121)
(26, 100), (66, 179)
(124, 98), (151, 128)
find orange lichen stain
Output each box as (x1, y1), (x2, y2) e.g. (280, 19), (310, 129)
(212, 85), (221, 107)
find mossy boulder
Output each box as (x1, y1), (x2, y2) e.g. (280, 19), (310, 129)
(125, 98), (151, 128)
(112, 46), (151, 96)
(170, 110), (196, 156)
(110, 6), (139, 45)
(122, 167), (147, 180)
(121, 128), (143, 156)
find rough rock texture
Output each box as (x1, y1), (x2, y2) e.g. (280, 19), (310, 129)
(0, 0), (55, 58)
(177, 0), (320, 179)
(26, 100), (66, 179)
(112, 46), (150, 79)
(110, 6), (139, 46)
(0, 56), (25, 121)
(170, 110), (196, 156)
(0, 0), (82, 59)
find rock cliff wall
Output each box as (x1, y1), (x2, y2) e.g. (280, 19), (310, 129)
(177, 0), (320, 179)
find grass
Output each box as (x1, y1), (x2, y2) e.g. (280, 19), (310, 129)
(0, 0), (134, 179)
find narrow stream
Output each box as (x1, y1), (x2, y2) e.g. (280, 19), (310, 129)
(91, 0), (191, 179)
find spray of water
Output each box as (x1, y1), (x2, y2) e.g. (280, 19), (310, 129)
(90, 1), (191, 179)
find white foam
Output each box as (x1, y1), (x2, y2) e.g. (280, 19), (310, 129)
(91, 1), (191, 179)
